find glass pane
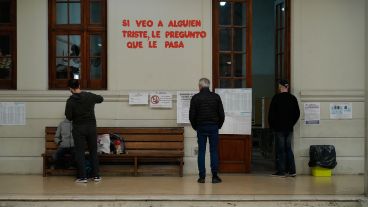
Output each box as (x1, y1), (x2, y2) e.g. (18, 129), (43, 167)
(219, 29), (231, 51)
(69, 35), (80, 56)
(0, 1), (10, 23)
(90, 1), (102, 24)
(281, 29), (285, 52)
(234, 79), (246, 88)
(0, 35), (11, 80)
(56, 3), (68, 24)
(234, 54), (246, 77)
(219, 1), (231, 25)
(233, 2), (246, 26)
(56, 58), (68, 79)
(69, 3), (81, 24)
(90, 58), (101, 80)
(220, 79), (231, 88)
(234, 28), (246, 52)
(219, 54), (231, 77)
(281, 3), (285, 28)
(90, 35), (102, 56)
(56, 35), (68, 57)
(70, 57), (81, 79)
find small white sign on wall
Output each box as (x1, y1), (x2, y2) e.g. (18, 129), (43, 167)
(129, 92), (149, 105)
(330, 103), (352, 119)
(176, 91), (197, 124)
(304, 102), (320, 125)
(149, 91), (172, 108)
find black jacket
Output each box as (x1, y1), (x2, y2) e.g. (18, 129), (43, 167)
(189, 87), (225, 130)
(268, 92), (300, 132)
(65, 91), (104, 125)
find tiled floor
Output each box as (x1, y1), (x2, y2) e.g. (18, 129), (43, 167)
(0, 174), (364, 201)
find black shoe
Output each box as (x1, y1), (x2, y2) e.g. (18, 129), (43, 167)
(212, 176), (222, 183)
(271, 172), (286, 177)
(197, 177), (205, 183)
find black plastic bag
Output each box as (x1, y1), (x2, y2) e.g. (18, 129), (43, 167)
(308, 145), (337, 169)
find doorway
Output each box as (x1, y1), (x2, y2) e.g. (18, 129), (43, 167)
(212, 0), (291, 173)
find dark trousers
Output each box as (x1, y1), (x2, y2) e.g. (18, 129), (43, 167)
(196, 124), (219, 178)
(53, 147), (75, 168)
(72, 124), (99, 178)
(275, 131), (296, 174)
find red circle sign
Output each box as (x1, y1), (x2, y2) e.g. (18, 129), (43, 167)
(150, 95), (160, 104)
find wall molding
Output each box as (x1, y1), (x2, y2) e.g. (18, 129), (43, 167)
(0, 91), (180, 102)
(300, 90), (365, 102)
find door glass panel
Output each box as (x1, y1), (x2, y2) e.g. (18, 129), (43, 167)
(0, 35), (11, 80)
(233, 2), (246, 26)
(219, 54), (231, 77)
(234, 54), (246, 77)
(90, 58), (101, 80)
(0, 1), (10, 23)
(219, 1), (231, 25)
(90, 1), (102, 24)
(234, 79), (246, 88)
(219, 29), (231, 51)
(56, 3), (68, 24)
(220, 79), (231, 88)
(69, 3), (81, 24)
(56, 58), (68, 79)
(234, 28), (246, 52)
(56, 35), (68, 57)
(90, 35), (102, 56)
(69, 35), (81, 79)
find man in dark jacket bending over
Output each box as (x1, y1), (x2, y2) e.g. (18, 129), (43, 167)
(65, 79), (104, 183)
(189, 78), (225, 183)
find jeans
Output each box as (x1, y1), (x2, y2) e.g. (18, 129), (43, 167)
(275, 131), (296, 174)
(53, 147), (75, 168)
(73, 124), (99, 178)
(196, 124), (219, 178)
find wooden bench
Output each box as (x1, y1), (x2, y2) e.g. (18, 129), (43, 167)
(42, 127), (184, 177)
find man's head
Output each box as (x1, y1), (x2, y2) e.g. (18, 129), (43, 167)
(68, 79), (81, 93)
(198, 78), (210, 90)
(278, 79), (289, 93)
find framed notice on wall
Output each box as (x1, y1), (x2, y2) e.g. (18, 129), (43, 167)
(215, 88), (252, 135)
(0, 102), (26, 125)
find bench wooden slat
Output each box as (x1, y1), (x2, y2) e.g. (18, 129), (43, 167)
(125, 142), (183, 150)
(122, 135), (183, 142)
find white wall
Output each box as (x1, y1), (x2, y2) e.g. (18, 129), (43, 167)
(364, 0), (368, 195)
(292, 0), (366, 174)
(0, 0), (212, 174)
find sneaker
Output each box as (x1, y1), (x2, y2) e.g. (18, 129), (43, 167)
(197, 177), (205, 183)
(271, 172), (286, 177)
(212, 176), (222, 183)
(287, 172), (296, 177)
(75, 178), (88, 183)
(93, 176), (102, 182)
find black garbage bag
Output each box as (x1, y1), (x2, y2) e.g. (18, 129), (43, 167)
(308, 145), (337, 169)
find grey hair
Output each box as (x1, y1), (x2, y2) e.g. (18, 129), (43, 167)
(199, 78), (210, 88)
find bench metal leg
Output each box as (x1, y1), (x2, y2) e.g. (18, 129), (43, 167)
(134, 157), (138, 176)
(179, 158), (183, 177)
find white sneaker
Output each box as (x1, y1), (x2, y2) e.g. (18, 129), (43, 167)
(75, 178), (88, 183)
(93, 176), (101, 182)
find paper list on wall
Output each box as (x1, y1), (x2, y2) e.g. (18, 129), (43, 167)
(215, 88), (252, 135)
(0, 102), (26, 125)
(177, 91), (197, 124)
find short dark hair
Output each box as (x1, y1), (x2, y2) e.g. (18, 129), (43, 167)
(278, 79), (289, 87)
(68, 79), (80, 89)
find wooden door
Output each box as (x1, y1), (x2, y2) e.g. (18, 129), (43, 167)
(212, 0), (252, 173)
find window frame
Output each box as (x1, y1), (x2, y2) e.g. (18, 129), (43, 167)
(212, 0), (252, 89)
(0, 0), (17, 89)
(48, 0), (107, 90)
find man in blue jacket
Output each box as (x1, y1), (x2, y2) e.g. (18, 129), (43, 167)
(65, 79), (104, 183)
(189, 78), (225, 183)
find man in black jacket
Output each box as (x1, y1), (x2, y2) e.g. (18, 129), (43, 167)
(268, 79), (300, 177)
(189, 78), (225, 183)
(65, 79), (104, 183)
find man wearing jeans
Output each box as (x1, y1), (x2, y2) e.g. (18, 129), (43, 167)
(189, 78), (225, 183)
(268, 79), (300, 177)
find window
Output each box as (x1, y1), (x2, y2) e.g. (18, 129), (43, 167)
(212, 0), (251, 89)
(0, 0), (16, 89)
(49, 0), (107, 89)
